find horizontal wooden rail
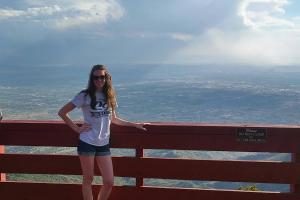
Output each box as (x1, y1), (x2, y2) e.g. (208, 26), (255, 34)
(1, 154), (300, 184)
(1, 181), (300, 200)
(1, 120), (300, 153)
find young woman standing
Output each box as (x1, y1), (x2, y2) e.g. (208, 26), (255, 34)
(58, 64), (147, 200)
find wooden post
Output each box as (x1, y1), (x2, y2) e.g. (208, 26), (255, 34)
(136, 148), (144, 187)
(0, 145), (5, 182)
(291, 153), (300, 193)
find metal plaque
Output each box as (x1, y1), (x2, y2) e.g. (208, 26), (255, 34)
(236, 128), (267, 143)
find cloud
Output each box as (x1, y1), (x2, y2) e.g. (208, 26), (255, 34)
(108, 31), (194, 42)
(238, 0), (295, 29)
(169, 33), (194, 41)
(166, 0), (300, 66)
(0, 0), (124, 29)
(1, 0), (299, 66)
(0, 9), (25, 19)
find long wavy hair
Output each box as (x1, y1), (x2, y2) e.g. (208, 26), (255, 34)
(82, 64), (117, 111)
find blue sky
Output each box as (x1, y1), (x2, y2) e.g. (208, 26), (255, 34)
(0, 0), (300, 66)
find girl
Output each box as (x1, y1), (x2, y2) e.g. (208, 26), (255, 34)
(58, 64), (147, 200)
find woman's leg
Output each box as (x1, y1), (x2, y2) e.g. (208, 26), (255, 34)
(95, 155), (114, 200)
(79, 155), (95, 200)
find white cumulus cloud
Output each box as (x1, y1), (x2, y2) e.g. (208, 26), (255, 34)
(0, 0), (124, 29)
(0, 9), (25, 19)
(238, 0), (294, 29)
(166, 0), (300, 66)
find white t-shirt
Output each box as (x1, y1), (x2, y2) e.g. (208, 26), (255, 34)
(71, 91), (111, 146)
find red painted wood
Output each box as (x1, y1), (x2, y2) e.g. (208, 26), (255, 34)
(0, 181), (136, 200)
(0, 154), (139, 177)
(1, 120), (300, 152)
(291, 153), (300, 193)
(138, 186), (300, 200)
(1, 120), (300, 200)
(1, 181), (300, 200)
(138, 157), (300, 184)
(136, 148), (144, 187)
(1, 154), (300, 184)
(0, 145), (5, 182)
(0, 153), (82, 175)
(100, 123), (300, 153)
(0, 121), (79, 147)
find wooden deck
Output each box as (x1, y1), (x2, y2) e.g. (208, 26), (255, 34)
(1, 120), (300, 199)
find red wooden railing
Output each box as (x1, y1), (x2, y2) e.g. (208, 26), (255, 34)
(1, 120), (300, 200)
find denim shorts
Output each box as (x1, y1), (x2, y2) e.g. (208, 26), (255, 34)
(77, 140), (111, 156)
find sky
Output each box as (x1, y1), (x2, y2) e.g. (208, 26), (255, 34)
(0, 0), (300, 67)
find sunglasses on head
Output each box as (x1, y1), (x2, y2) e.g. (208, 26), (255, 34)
(92, 75), (106, 81)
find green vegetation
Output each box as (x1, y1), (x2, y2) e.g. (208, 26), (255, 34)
(238, 185), (260, 191)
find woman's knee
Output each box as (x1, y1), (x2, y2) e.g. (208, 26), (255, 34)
(82, 174), (94, 184)
(103, 178), (114, 188)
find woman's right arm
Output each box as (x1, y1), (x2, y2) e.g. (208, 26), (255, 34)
(58, 102), (90, 134)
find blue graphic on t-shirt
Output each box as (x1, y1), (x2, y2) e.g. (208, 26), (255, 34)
(90, 100), (110, 118)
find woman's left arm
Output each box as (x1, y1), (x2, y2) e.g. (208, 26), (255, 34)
(111, 111), (148, 131)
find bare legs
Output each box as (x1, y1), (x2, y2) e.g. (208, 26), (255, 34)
(96, 156), (114, 200)
(79, 155), (114, 200)
(79, 156), (95, 200)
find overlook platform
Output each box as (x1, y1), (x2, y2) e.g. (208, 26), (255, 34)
(1, 120), (300, 200)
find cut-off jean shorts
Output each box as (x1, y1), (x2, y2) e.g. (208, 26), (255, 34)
(77, 139), (111, 156)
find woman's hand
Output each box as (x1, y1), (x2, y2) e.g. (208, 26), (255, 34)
(134, 123), (150, 131)
(111, 112), (150, 131)
(77, 123), (92, 133)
